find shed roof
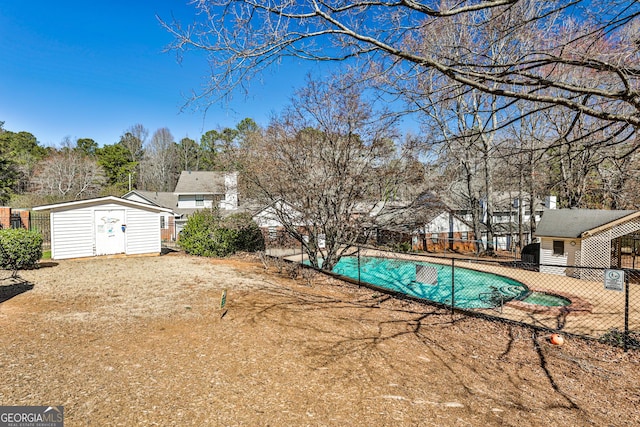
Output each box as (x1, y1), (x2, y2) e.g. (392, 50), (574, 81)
(123, 190), (178, 210)
(535, 209), (639, 238)
(33, 196), (173, 213)
(173, 171), (228, 194)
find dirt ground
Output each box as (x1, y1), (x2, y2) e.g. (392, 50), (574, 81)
(0, 252), (639, 426)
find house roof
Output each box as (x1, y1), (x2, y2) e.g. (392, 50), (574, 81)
(32, 196), (173, 213)
(375, 194), (472, 234)
(535, 209), (639, 238)
(122, 190), (178, 210)
(440, 188), (544, 212)
(173, 171), (229, 194)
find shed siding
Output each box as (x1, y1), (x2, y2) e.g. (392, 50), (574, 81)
(51, 210), (95, 259)
(46, 201), (163, 260)
(125, 209), (161, 255)
(94, 203), (129, 211)
(539, 237), (581, 276)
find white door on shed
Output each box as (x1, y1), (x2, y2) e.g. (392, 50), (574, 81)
(95, 209), (126, 255)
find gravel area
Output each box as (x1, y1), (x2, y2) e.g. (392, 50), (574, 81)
(0, 252), (639, 426)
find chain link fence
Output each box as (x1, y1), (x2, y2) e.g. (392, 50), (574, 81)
(264, 229), (639, 351)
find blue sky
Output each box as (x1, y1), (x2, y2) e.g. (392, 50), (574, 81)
(0, 1), (311, 147)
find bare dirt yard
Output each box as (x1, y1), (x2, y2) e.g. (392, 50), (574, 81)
(0, 252), (639, 426)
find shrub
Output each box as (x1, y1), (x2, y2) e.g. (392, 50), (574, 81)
(0, 228), (43, 272)
(179, 210), (265, 257)
(178, 209), (221, 257)
(220, 212), (265, 253)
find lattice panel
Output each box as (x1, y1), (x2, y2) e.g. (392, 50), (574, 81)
(580, 217), (640, 281)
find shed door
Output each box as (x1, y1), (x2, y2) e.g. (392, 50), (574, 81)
(95, 210), (126, 255)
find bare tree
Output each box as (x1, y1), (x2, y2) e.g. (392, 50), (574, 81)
(31, 138), (105, 200)
(499, 103), (552, 242)
(597, 152), (640, 209)
(237, 76), (405, 271)
(141, 128), (178, 191)
(162, 0), (640, 135)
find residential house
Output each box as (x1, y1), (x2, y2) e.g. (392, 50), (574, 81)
(173, 171), (239, 213)
(252, 200), (305, 252)
(399, 192), (479, 252)
(123, 170), (240, 239)
(440, 191), (546, 250)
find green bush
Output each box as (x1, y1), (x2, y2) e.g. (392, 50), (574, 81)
(220, 212), (265, 253)
(0, 228), (43, 271)
(179, 210), (265, 257)
(178, 209), (220, 257)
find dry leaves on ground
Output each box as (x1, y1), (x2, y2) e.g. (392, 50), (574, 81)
(0, 252), (638, 426)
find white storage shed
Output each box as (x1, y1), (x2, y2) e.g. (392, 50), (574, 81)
(535, 208), (640, 280)
(33, 196), (173, 260)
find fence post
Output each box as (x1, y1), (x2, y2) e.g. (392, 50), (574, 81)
(357, 245), (361, 287)
(451, 258), (455, 316)
(624, 273), (630, 352)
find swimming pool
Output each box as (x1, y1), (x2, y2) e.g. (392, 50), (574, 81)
(327, 256), (530, 309)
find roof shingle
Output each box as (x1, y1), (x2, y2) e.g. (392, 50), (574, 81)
(535, 209), (638, 238)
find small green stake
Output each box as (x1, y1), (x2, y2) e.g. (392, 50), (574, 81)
(220, 289), (227, 309)
(220, 289), (228, 318)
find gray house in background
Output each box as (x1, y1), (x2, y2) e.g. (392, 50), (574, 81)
(173, 171), (239, 214)
(123, 171), (240, 239)
(535, 209), (640, 279)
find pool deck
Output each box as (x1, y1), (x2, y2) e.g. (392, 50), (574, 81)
(288, 249), (639, 340)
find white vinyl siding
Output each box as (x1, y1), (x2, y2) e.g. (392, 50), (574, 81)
(539, 237), (581, 276)
(422, 212), (473, 234)
(177, 193), (235, 210)
(125, 208), (161, 255)
(39, 198), (167, 260)
(177, 195), (215, 209)
(50, 210), (95, 260)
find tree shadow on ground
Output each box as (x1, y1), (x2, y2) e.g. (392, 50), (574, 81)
(248, 282), (588, 415)
(0, 277), (34, 304)
(532, 330), (579, 409)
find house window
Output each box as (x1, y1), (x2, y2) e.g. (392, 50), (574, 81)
(431, 233), (439, 243)
(461, 232), (468, 241)
(553, 240), (564, 256)
(160, 216), (167, 229)
(195, 195), (204, 207)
